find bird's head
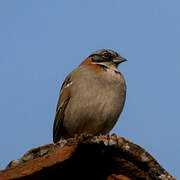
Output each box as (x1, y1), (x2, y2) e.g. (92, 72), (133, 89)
(89, 49), (127, 70)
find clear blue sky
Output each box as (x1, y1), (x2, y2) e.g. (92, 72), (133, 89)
(0, 0), (179, 178)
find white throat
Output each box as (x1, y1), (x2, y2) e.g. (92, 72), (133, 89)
(92, 62), (119, 73)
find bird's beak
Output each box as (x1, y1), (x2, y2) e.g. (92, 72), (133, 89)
(113, 56), (127, 65)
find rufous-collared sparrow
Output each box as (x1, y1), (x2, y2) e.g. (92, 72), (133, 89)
(53, 49), (127, 143)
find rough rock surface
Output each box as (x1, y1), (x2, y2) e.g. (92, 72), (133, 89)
(0, 134), (176, 180)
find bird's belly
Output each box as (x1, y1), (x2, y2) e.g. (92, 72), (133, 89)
(63, 87), (125, 138)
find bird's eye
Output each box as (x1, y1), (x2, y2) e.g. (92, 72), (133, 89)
(103, 52), (112, 58)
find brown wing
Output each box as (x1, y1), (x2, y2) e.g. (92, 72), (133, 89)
(53, 75), (72, 143)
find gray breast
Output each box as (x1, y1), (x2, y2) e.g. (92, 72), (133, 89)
(63, 65), (126, 138)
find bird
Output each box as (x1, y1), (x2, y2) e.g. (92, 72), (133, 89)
(53, 49), (127, 143)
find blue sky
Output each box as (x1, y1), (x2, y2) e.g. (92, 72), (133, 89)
(0, 0), (179, 178)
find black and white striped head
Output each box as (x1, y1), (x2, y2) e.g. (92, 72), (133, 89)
(89, 49), (127, 69)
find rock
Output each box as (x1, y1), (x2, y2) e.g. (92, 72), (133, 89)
(0, 134), (176, 180)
